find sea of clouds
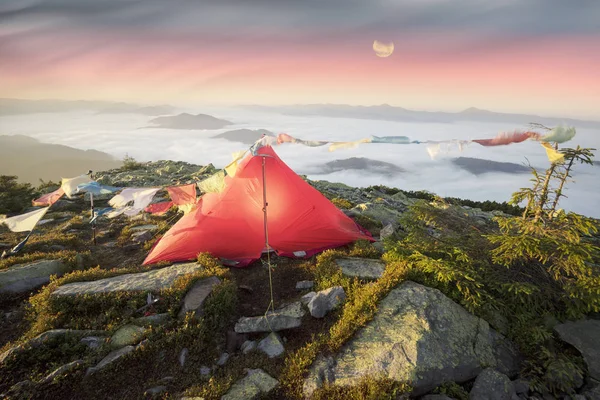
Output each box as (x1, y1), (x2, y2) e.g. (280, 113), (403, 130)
(1, 106), (599, 217)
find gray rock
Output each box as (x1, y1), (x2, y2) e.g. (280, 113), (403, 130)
(221, 368), (279, 400)
(241, 340), (257, 354)
(110, 324), (147, 348)
(53, 262), (204, 296)
(469, 368), (516, 400)
(307, 286), (346, 318)
(335, 257), (385, 280)
(303, 281), (520, 397)
(583, 385), (600, 400)
(0, 259), (69, 294)
(295, 280), (314, 290)
(131, 230), (153, 244)
(301, 292), (316, 305)
(307, 293), (329, 318)
(216, 352), (229, 366)
(133, 313), (171, 327)
(380, 223), (395, 239)
(80, 336), (104, 350)
(178, 276), (221, 318)
(422, 395), (455, 400)
(200, 366), (211, 376)
(234, 303), (303, 333)
(49, 244), (66, 252)
(257, 332), (285, 358)
(554, 319), (600, 381)
(130, 224), (159, 232)
(512, 379), (530, 395)
(180, 348), (189, 367)
(39, 360), (85, 384)
(303, 355), (336, 396)
(144, 386), (167, 397)
(89, 345), (135, 373)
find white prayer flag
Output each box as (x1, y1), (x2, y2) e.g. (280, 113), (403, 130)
(1, 207), (50, 232)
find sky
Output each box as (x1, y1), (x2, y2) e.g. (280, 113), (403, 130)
(1, 0), (600, 119)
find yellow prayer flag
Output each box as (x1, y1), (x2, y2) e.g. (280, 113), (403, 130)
(541, 142), (565, 163)
(328, 138), (371, 152)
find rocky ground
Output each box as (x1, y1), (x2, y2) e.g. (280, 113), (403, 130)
(1, 160), (599, 400)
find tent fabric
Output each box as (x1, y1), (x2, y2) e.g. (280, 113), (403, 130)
(32, 187), (65, 207)
(145, 201), (175, 215)
(1, 207), (50, 232)
(61, 174), (93, 198)
(144, 146), (372, 266)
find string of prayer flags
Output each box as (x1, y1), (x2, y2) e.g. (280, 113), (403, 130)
(197, 170), (226, 194)
(32, 187), (64, 207)
(541, 142), (565, 164)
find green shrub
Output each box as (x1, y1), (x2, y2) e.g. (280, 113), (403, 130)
(331, 198), (353, 209)
(0, 175), (36, 214)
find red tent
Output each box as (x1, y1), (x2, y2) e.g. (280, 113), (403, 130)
(143, 145), (372, 266)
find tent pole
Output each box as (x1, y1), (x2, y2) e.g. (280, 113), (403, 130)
(91, 192), (96, 245)
(261, 155), (275, 317)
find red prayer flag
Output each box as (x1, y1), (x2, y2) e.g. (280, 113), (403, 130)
(32, 187), (65, 207)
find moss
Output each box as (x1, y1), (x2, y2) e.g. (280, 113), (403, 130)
(351, 214), (383, 232)
(331, 198), (353, 210)
(310, 375), (411, 400)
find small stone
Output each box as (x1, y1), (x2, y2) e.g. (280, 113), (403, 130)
(131, 230), (152, 244)
(469, 368), (516, 400)
(200, 366), (211, 376)
(295, 281), (314, 291)
(216, 352), (229, 366)
(80, 336), (103, 350)
(307, 293), (329, 319)
(122, 244), (140, 252)
(301, 292), (316, 305)
(512, 379), (530, 395)
(178, 276), (221, 318)
(238, 285), (254, 293)
(144, 385), (167, 397)
(241, 340), (257, 354)
(258, 332), (285, 358)
(221, 369), (279, 400)
(110, 324), (147, 348)
(379, 223), (395, 239)
(158, 376), (174, 384)
(179, 348), (188, 367)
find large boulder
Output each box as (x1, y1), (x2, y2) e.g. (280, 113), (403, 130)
(53, 262), (204, 296)
(303, 281), (520, 397)
(0, 259), (70, 294)
(334, 257), (385, 280)
(110, 324), (147, 348)
(554, 319), (600, 381)
(178, 276), (221, 318)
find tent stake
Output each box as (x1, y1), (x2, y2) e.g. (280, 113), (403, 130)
(261, 155), (276, 323)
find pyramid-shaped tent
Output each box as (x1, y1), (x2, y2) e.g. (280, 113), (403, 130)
(143, 145), (372, 266)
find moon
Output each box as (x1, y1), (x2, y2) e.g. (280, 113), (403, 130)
(373, 40), (394, 58)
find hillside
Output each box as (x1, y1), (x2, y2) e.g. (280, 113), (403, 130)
(0, 157), (598, 400)
(0, 135), (122, 185)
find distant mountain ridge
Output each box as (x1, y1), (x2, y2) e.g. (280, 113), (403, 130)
(243, 104), (600, 129)
(148, 113), (232, 130)
(451, 157), (532, 175)
(0, 135), (121, 185)
(0, 98), (174, 116)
